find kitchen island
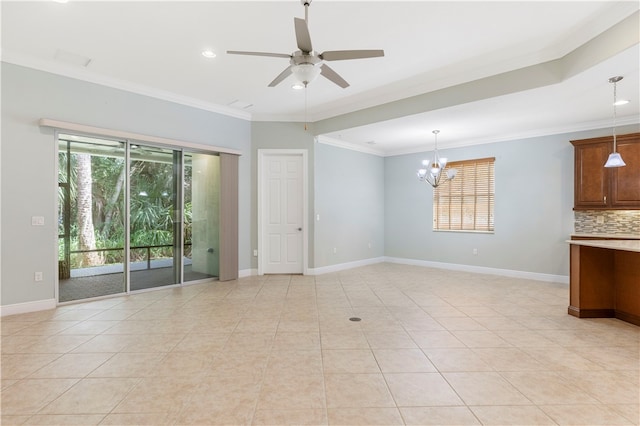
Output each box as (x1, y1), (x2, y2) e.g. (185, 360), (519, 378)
(567, 239), (640, 326)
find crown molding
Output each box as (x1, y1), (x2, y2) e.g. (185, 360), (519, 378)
(315, 135), (386, 157)
(5, 46), (638, 159)
(1, 50), (252, 122)
(315, 115), (640, 158)
(381, 115), (640, 157)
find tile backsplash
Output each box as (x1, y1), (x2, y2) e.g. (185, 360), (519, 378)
(574, 210), (640, 235)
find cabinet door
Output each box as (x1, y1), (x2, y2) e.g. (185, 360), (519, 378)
(574, 141), (610, 208)
(611, 135), (640, 207)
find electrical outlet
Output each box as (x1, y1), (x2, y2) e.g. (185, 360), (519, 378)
(31, 216), (45, 226)
(34, 272), (43, 281)
(596, 215), (605, 224)
(473, 248), (478, 255)
(333, 247), (337, 254)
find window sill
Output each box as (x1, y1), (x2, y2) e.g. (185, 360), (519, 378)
(433, 229), (494, 234)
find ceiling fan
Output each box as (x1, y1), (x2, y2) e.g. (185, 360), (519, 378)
(227, 0), (384, 89)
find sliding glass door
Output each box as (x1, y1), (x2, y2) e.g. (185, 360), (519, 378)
(58, 135), (126, 302)
(58, 136), (220, 302)
(129, 144), (181, 291)
(184, 152), (220, 282)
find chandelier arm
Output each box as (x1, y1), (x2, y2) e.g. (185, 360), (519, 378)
(432, 173), (441, 188)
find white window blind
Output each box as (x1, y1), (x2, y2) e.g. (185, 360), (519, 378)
(433, 157), (495, 232)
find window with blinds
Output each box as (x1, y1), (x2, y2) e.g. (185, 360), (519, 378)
(433, 157), (495, 232)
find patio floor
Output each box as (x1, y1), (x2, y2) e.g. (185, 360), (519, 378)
(59, 265), (214, 302)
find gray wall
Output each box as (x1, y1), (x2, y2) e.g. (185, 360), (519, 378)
(384, 125), (639, 277)
(1, 63), (251, 306)
(314, 143), (385, 268)
(3, 61), (637, 310)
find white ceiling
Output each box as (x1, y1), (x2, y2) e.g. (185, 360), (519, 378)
(2, 1), (639, 155)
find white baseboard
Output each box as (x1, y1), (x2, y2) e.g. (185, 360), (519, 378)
(307, 257), (386, 275)
(1, 298), (57, 317)
(385, 257), (569, 284)
(239, 268), (257, 278)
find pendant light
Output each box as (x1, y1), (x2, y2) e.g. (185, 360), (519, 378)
(604, 76), (626, 168)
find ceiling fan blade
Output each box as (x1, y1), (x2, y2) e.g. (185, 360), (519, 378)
(320, 64), (349, 88)
(294, 17), (313, 53)
(227, 50), (291, 59)
(320, 49), (384, 61)
(268, 65), (293, 87)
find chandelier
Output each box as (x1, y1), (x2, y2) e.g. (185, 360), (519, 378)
(604, 76), (626, 168)
(417, 130), (458, 188)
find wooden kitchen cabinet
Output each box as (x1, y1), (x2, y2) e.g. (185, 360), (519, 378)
(568, 240), (640, 326)
(612, 136), (640, 207)
(571, 133), (640, 210)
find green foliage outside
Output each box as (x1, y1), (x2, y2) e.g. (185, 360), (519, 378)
(59, 148), (193, 269)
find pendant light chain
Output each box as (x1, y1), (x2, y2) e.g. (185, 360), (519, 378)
(612, 78), (618, 152)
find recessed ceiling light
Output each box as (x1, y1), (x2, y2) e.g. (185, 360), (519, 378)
(201, 50), (216, 59)
(614, 99), (630, 106)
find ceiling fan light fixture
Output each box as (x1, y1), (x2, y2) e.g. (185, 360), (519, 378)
(291, 63), (321, 86)
(292, 82), (305, 90)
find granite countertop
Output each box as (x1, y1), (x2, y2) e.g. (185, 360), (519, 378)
(567, 239), (640, 253)
(571, 233), (640, 240)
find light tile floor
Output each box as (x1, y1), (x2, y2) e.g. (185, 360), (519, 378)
(1, 263), (639, 425)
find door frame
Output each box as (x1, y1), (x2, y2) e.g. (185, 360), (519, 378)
(257, 149), (308, 276)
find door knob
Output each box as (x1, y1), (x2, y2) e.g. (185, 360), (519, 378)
(298, 228), (302, 231)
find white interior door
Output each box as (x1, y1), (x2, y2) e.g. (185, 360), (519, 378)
(260, 152), (305, 274)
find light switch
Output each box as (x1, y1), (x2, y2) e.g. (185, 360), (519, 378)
(31, 216), (45, 226)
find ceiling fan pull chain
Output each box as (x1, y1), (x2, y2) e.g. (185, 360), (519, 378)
(304, 86), (308, 131)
